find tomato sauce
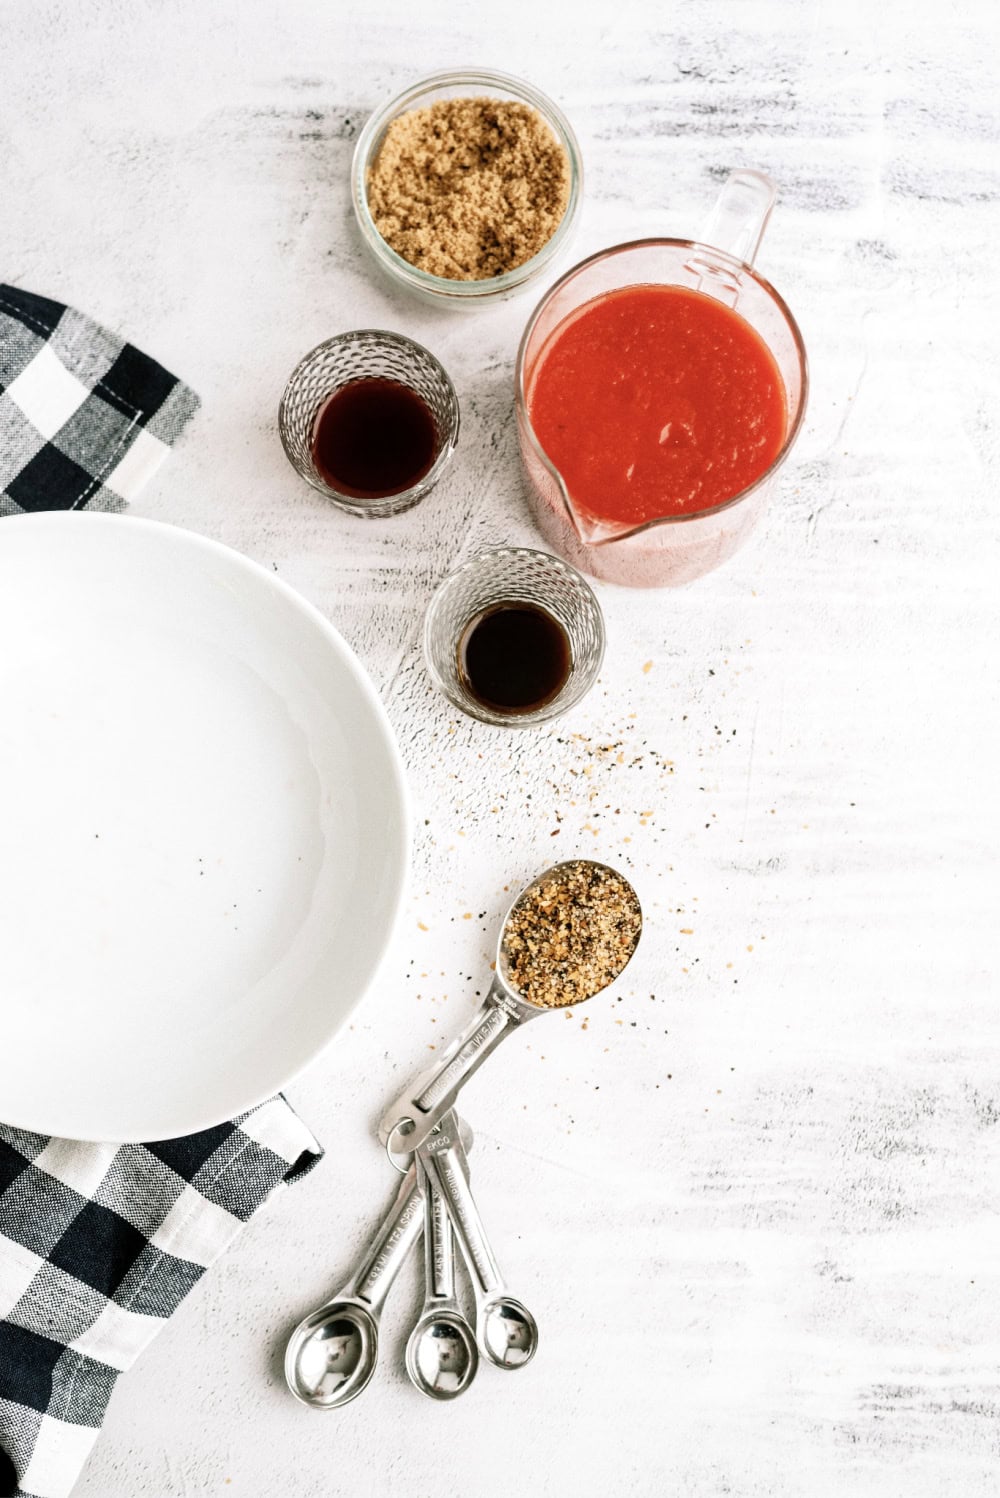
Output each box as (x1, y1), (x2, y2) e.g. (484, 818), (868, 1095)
(525, 284), (787, 526)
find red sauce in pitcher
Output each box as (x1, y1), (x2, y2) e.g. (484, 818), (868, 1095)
(526, 285), (787, 526)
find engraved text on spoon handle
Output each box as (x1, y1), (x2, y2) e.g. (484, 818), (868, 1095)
(352, 1167), (424, 1310)
(418, 1153), (456, 1302)
(421, 1135), (504, 1301)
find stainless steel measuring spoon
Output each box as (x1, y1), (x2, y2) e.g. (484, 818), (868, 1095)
(284, 1117), (474, 1410)
(404, 1151), (479, 1399)
(379, 861), (641, 1157)
(418, 1109), (538, 1371)
(284, 1164), (421, 1409)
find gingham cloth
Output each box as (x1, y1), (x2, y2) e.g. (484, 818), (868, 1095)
(0, 1104), (322, 1498)
(0, 283), (199, 515)
(0, 288), (324, 1498)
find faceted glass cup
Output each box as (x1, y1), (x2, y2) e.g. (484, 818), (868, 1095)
(423, 547), (605, 728)
(279, 329), (460, 518)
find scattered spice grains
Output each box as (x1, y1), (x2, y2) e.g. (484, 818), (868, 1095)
(367, 97), (570, 280)
(501, 861), (642, 1008)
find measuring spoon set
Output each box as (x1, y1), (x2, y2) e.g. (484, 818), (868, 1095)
(285, 1108), (534, 1406)
(285, 860), (641, 1408)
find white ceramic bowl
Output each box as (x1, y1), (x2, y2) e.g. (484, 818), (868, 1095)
(0, 514), (409, 1141)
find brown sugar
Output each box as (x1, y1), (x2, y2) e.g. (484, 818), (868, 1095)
(367, 97), (571, 281)
(501, 861), (642, 1008)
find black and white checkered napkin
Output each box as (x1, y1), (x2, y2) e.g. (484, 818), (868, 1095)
(0, 283), (199, 515)
(0, 288), (323, 1498)
(0, 1105), (321, 1498)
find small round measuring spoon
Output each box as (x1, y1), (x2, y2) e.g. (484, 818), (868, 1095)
(285, 1119), (474, 1410)
(404, 1149), (479, 1400)
(379, 860), (641, 1157)
(418, 1109), (537, 1370)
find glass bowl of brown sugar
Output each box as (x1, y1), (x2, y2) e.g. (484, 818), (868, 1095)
(351, 69), (583, 307)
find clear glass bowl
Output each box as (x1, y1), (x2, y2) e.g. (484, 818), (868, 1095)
(278, 329), (459, 518)
(351, 69), (583, 307)
(423, 548), (605, 727)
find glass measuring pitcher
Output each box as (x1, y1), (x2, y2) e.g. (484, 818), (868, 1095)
(515, 171), (808, 588)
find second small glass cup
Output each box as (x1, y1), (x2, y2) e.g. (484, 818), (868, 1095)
(424, 547), (605, 728)
(279, 329), (460, 518)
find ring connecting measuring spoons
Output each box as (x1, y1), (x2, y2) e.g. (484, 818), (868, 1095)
(418, 1109), (537, 1370)
(404, 1150), (479, 1399)
(379, 861), (641, 1158)
(285, 1118), (473, 1409)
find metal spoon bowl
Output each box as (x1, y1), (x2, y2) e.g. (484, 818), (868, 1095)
(480, 1296), (538, 1370)
(405, 1310), (479, 1398)
(286, 1302), (377, 1409)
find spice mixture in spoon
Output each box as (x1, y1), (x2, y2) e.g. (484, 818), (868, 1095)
(500, 860), (643, 1008)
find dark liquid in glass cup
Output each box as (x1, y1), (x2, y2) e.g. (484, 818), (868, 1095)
(458, 602), (571, 715)
(311, 378), (438, 499)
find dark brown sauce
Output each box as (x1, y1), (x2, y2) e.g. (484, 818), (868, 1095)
(311, 377), (438, 498)
(458, 602), (571, 714)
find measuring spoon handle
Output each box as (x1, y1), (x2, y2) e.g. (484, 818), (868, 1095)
(419, 1115), (505, 1302)
(348, 1165), (424, 1312)
(418, 1152), (458, 1305)
(378, 981), (537, 1153)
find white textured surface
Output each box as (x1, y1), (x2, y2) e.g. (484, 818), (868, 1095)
(3, 0), (998, 1493)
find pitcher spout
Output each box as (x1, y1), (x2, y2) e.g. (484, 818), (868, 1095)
(563, 496), (642, 548)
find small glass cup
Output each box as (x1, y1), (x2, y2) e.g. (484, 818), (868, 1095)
(278, 329), (460, 518)
(351, 69), (583, 308)
(423, 547), (605, 727)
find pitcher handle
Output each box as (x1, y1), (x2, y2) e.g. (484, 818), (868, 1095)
(700, 170), (776, 268)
